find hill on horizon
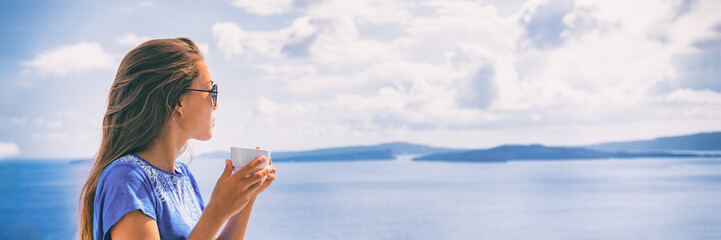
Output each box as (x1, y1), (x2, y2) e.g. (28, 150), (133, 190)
(413, 144), (715, 163)
(199, 142), (459, 162)
(196, 131), (721, 163)
(588, 131), (721, 152)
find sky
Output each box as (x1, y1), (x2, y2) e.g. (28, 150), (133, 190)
(0, 0), (719, 159)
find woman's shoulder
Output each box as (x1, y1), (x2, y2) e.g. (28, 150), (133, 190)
(99, 154), (153, 184)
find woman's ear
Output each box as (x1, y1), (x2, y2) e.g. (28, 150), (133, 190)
(174, 100), (184, 119)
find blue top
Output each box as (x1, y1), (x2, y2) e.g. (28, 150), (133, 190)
(93, 154), (205, 240)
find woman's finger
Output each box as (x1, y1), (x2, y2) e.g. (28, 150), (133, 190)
(218, 159), (233, 182)
(250, 177), (266, 188)
(231, 156), (267, 180)
(247, 177), (266, 192)
(240, 168), (269, 189)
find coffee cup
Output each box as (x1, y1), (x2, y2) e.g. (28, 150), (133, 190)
(230, 147), (271, 175)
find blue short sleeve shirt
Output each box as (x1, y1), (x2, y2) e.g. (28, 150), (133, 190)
(93, 154), (205, 240)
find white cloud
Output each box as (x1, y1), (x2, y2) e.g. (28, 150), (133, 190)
(55, 109), (77, 119)
(46, 121), (63, 128)
(10, 117), (28, 126)
(212, 22), (247, 58)
(255, 64), (316, 80)
(307, 16), (398, 65)
(666, 89), (721, 105)
(254, 81), (501, 132)
(44, 132), (70, 141)
(406, 1), (519, 54)
(10, 109), (104, 158)
(212, 17), (317, 59)
(22, 42), (117, 76)
(217, 1), (409, 64)
(216, 0), (720, 129)
(487, 0), (721, 116)
(232, 0), (295, 15)
(0, 141), (20, 159)
(139, 1), (154, 7)
(33, 118), (45, 126)
(231, 0), (414, 25)
(115, 33), (152, 46)
(305, 0), (414, 25)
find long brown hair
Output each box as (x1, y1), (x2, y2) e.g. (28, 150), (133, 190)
(78, 38), (203, 240)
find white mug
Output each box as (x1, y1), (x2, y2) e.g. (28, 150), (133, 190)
(230, 147), (270, 174)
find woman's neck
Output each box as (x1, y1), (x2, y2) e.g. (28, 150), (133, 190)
(136, 124), (188, 173)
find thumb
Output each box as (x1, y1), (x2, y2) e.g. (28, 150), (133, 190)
(218, 159), (233, 181)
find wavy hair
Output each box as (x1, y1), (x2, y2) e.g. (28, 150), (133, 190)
(78, 38), (203, 240)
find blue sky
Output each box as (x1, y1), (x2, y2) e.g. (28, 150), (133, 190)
(1, 0), (719, 159)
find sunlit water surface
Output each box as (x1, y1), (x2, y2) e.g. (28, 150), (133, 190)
(1, 156), (720, 239)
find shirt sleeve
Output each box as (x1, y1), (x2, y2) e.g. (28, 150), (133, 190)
(95, 163), (158, 238)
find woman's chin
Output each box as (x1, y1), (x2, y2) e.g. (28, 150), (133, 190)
(195, 132), (212, 141)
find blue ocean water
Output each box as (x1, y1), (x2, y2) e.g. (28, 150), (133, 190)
(0, 160), (86, 239)
(1, 156), (720, 239)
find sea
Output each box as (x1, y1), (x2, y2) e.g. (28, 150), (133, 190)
(1, 155), (720, 239)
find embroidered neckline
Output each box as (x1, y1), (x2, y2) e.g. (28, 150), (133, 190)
(130, 153), (183, 175)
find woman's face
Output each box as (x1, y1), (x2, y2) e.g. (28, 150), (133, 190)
(178, 61), (216, 141)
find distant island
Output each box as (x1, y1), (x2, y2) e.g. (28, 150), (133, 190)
(200, 142), (456, 162)
(587, 132), (721, 152)
(197, 131), (721, 163)
(414, 144), (716, 163)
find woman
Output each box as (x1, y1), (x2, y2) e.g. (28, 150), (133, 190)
(78, 38), (276, 240)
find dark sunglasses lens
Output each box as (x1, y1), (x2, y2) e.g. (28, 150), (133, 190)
(212, 85), (217, 107)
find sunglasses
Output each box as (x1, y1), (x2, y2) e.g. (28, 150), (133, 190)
(186, 83), (218, 108)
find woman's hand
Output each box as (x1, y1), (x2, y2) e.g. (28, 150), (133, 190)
(205, 157), (270, 221)
(252, 157), (276, 197)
